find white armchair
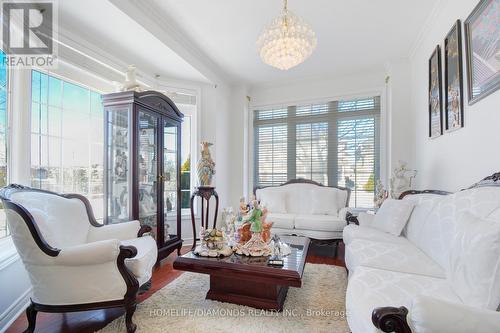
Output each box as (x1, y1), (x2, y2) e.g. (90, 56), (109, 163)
(0, 184), (158, 333)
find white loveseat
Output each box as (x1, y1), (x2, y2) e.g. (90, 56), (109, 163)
(0, 184), (158, 333)
(343, 173), (500, 333)
(255, 179), (350, 240)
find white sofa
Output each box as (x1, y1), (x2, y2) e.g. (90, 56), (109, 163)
(344, 174), (500, 333)
(0, 184), (158, 333)
(255, 179), (350, 240)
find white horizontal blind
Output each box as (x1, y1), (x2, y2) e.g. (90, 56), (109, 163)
(254, 97), (380, 208)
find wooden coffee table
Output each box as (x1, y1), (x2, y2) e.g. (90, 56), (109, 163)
(173, 235), (310, 311)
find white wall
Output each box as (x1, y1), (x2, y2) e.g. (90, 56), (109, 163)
(0, 241), (31, 332)
(386, 60), (415, 175)
(250, 71), (385, 107)
(410, 0), (500, 191)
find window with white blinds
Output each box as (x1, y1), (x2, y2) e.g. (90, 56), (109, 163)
(254, 96), (380, 208)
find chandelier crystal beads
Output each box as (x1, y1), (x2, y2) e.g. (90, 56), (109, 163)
(257, 0), (317, 70)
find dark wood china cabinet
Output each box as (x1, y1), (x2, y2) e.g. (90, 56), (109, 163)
(102, 90), (183, 261)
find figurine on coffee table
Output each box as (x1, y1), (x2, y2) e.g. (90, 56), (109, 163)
(248, 199), (263, 233)
(234, 200), (273, 256)
(239, 196), (250, 216)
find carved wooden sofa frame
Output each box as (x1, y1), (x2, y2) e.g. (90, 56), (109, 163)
(0, 184), (152, 333)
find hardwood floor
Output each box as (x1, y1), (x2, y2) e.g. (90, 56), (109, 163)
(6, 242), (345, 333)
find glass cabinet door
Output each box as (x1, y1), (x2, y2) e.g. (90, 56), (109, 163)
(163, 119), (178, 242)
(138, 111), (159, 240)
(106, 107), (130, 224)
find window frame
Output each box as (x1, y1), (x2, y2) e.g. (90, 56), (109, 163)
(29, 69), (106, 219)
(0, 50), (11, 241)
(175, 102), (198, 217)
(252, 95), (381, 208)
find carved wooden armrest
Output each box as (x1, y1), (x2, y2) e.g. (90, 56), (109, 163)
(345, 211), (359, 225)
(372, 306), (412, 333)
(137, 225), (152, 237)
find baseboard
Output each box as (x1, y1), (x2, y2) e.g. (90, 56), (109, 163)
(0, 287), (32, 333)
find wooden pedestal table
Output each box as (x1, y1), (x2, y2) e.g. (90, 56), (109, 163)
(190, 186), (219, 249)
(173, 236), (310, 311)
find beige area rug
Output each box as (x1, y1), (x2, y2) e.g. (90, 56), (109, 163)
(99, 264), (349, 333)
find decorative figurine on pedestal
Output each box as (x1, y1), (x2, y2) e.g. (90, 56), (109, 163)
(196, 142), (215, 186)
(390, 160), (417, 199)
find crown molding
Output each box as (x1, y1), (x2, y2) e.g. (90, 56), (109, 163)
(55, 24), (204, 94)
(408, 0), (448, 60)
(109, 0), (232, 87)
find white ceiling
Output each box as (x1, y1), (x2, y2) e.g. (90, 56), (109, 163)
(58, 0), (439, 87)
(58, 0), (210, 84)
(152, 0), (438, 86)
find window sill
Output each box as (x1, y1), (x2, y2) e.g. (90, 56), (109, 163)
(0, 237), (20, 270)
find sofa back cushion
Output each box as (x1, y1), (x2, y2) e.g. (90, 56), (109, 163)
(257, 187), (287, 213)
(448, 212), (500, 310)
(256, 183), (349, 216)
(310, 186), (347, 215)
(10, 191), (90, 248)
(417, 186), (500, 272)
(402, 193), (446, 245)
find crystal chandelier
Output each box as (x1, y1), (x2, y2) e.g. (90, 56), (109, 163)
(257, 0), (317, 70)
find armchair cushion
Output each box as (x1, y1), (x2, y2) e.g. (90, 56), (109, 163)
(87, 220), (141, 242)
(12, 192), (90, 248)
(56, 239), (121, 266)
(408, 295), (500, 333)
(448, 212), (500, 310)
(373, 199), (414, 236)
(121, 236), (157, 285)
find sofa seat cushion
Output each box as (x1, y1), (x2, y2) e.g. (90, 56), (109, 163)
(121, 236), (158, 285)
(345, 239), (445, 278)
(294, 214), (345, 232)
(266, 213), (295, 229)
(343, 224), (409, 245)
(346, 266), (460, 333)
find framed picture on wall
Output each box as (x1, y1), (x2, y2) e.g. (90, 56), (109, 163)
(429, 45), (443, 138)
(444, 20), (464, 131)
(464, 0), (500, 105)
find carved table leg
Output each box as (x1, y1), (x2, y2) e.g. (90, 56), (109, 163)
(24, 303), (37, 333)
